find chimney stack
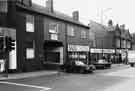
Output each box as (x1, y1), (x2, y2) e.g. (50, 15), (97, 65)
(72, 11), (79, 21)
(46, 0), (53, 13)
(22, 0), (32, 6)
(120, 24), (125, 30)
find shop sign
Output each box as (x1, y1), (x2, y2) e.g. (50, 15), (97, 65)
(121, 49), (128, 53)
(103, 49), (115, 53)
(116, 49), (122, 53)
(91, 48), (102, 53)
(91, 48), (115, 53)
(68, 45), (89, 52)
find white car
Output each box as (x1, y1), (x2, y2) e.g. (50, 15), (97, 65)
(94, 59), (111, 69)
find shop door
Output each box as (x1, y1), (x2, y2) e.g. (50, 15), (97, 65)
(46, 52), (60, 63)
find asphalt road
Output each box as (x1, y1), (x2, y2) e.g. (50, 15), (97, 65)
(0, 64), (134, 91)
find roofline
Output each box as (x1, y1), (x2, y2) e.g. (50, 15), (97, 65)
(16, 3), (89, 29)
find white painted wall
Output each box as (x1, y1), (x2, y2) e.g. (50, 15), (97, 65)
(9, 42), (17, 70)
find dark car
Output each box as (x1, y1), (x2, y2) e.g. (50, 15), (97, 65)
(60, 61), (96, 73)
(93, 59), (111, 69)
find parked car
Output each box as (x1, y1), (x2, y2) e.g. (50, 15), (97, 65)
(93, 59), (111, 69)
(60, 61), (96, 73)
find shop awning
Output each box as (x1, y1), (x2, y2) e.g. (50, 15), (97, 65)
(44, 40), (63, 47)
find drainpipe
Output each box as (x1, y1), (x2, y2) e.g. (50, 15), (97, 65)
(65, 24), (68, 64)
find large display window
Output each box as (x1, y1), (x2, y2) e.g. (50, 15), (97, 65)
(68, 44), (89, 64)
(68, 52), (88, 64)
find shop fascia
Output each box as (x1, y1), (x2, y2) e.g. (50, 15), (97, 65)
(68, 44), (89, 52)
(91, 48), (115, 54)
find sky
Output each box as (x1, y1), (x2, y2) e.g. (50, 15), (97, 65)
(32, 0), (135, 33)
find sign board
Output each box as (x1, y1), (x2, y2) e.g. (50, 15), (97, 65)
(128, 50), (135, 63)
(102, 49), (115, 53)
(91, 48), (115, 53)
(91, 48), (102, 53)
(68, 44), (89, 52)
(116, 49), (122, 54)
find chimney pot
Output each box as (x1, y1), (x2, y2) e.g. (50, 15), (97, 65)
(72, 11), (79, 21)
(46, 0), (53, 13)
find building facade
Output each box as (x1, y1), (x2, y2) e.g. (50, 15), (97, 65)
(89, 21), (132, 63)
(0, 0), (90, 72)
(131, 33), (135, 50)
(114, 24), (132, 63)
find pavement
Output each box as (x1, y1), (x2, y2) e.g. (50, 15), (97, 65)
(0, 64), (129, 80)
(0, 70), (59, 80)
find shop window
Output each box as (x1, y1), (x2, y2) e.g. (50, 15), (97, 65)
(50, 34), (58, 40)
(67, 25), (75, 36)
(49, 23), (59, 40)
(81, 30), (86, 39)
(26, 15), (34, 32)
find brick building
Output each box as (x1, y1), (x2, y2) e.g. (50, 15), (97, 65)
(0, 0), (90, 72)
(131, 33), (135, 50)
(89, 21), (132, 63)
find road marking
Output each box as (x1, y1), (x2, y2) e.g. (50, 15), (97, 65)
(0, 81), (51, 91)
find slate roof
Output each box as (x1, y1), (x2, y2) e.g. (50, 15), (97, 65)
(16, 2), (89, 29)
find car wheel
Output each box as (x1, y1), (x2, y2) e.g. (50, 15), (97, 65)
(131, 63), (134, 67)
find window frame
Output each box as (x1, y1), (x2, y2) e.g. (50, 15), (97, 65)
(49, 23), (59, 40)
(67, 25), (75, 37)
(81, 30), (87, 39)
(25, 40), (35, 59)
(26, 14), (35, 32)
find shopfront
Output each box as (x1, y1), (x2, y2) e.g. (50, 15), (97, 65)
(68, 44), (89, 64)
(90, 48), (115, 63)
(43, 40), (63, 69)
(121, 49), (128, 63)
(115, 49), (123, 63)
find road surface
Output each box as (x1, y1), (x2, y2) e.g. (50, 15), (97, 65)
(0, 64), (134, 91)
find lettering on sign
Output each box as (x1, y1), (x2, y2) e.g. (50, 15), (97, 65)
(68, 44), (89, 52)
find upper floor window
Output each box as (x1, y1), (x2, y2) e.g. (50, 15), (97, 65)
(26, 15), (34, 32)
(127, 41), (131, 48)
(116, 38), (120, 48)
(67, 25), (75, 36)
(0, 0), (8, 13)
(81, 30), (87, 39)
(49, 23), (59, 40)
(121, 40), (126, 48)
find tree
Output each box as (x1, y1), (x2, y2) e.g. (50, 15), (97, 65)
(108, 19), (113, 26)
